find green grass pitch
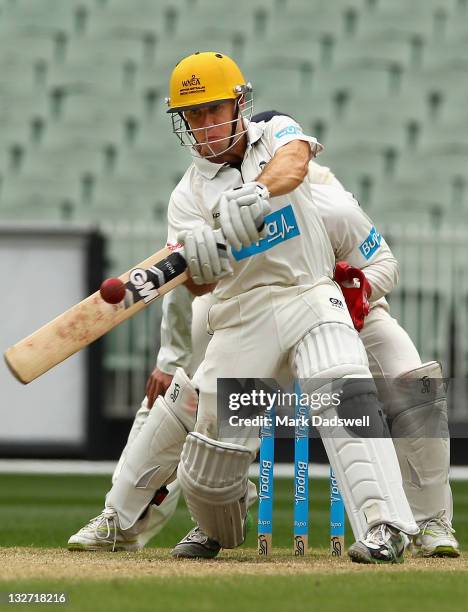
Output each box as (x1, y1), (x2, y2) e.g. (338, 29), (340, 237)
(0, 473), (467, 611)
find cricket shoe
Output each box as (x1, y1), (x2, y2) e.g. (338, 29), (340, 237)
(348, 524), (406, 564)
(67, 508), (140, 552)
(412, 511), (460, 558)
(170, 526), (221, 559)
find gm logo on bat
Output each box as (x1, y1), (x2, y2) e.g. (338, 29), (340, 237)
(124, 252), (187, 307)
(232, 204), (300, 261)
(126, 267), (161, 304)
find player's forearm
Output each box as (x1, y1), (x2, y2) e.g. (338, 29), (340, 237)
(363, 257), (399, 302)
(256, 140), (311, 196)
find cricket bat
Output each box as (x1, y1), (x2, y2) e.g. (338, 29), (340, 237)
(4, 242), (192, 385)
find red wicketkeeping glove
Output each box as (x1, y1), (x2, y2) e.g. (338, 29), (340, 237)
(333, 261), (372, 332)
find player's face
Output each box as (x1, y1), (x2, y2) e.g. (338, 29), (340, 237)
(184, 101), (242, 159)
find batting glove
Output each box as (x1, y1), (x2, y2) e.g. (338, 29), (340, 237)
(219, 182), (271, 251)
(177, 225), (232, 285)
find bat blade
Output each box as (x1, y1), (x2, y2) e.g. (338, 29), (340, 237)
(4, 246), (188, 384)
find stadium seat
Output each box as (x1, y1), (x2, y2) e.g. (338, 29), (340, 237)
(87, 0), (175, 38)
(417, 121), (468, 153)
(313, 60), (405, 100)
(0, 173), (80, 221)
(175, 4), (259, 39)
(422, 38), (468, 69)
(269, 5), (361, 39)
(0, 56), (48, 94)
(333, 35), (420, 71)
(243, 34), (331, 73)
(89, 174), (169, 222)
(343, 90), (427, 138)
(0, 32), (56, 66)
(0, 89), (49, 126)
(1, 0), (92, 36)
(371, 174), (465, 226)
(357, 7), (437, 40)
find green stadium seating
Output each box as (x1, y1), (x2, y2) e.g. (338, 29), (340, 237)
(0, 0), (466, 235)
(357, 7), (436, 40)
(422, 38), (468, 69)
(87, 0), (173, 38)
(175, 5), (259, 39)
(1, 0), (92, 36)
(371, 174), (465, 225)
(0, 33), (55, 66)
(0, 89), (49, 125)
(89, 175), (168, 221)
(243, 58), (312, 99)
(0, 173), (79, 221)
(334, 35), (419, 70)
(242, 35), (329, 73)
(269, 6), (360, 40)
(343, 90), (427, 133)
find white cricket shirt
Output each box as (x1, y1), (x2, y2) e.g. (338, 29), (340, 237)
(167, 116), (335, 300)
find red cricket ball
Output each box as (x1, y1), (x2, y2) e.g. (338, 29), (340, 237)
(100, 277), (126, 304)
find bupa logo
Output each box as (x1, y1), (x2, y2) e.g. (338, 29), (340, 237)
(232, 204), (300, 261)
(182, 74), (201, 87)
(329, 297), (344, 309)
(359, 226), (382, 260)
(275, 125), (303, 139)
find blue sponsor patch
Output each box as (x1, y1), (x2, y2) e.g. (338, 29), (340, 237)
(359, 226), (382, 260)
(274, 125), (303, 139)
(232, 204), (300, 261)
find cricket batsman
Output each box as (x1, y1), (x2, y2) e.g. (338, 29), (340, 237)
(69, 51), (422, 563)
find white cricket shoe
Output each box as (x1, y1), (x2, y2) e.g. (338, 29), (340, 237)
(412, 511), (460, 558)
(348, 524), (406, 564)
(67, 508), (141, 552)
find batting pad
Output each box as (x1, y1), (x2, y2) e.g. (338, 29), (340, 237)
(178, 432), (253, 549)
(388, 362), (452, 522)
(293, 323), (418, 539)
(106, 368), (198, 530)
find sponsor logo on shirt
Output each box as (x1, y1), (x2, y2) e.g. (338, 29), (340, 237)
(274, 125), (303, 139)
(359, 226), (382, 260)
(329, 297), (344, 310)
(232, 204), (300, 261)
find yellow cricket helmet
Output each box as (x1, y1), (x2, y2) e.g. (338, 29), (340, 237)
(166, 51), (251, 113)
(166, 51), (254, 159)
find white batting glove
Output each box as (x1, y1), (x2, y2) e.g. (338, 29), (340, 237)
(177, 225), (233, 285)
(219, 182), (271, 251)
